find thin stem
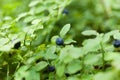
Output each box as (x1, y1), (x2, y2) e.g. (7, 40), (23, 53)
(11, 63), (21, 79)
(24, 33), (27, 46)
(100, 0), (110, 19)
(80, 55), (85, 77)
(100, 42), (105, 70)
(7, 65), (9, 80)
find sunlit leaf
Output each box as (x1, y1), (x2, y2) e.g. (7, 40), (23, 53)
(67, 60), (82, 74)
(56, 64), (65, 77)
(33, 61), (48, 71)
(82, 30), (99, 36)
(60, 24), (71, 38)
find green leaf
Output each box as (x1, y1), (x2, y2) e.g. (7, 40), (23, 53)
(59, 46), (72, 63)
(106, 30), (119, 36)
(69, 47), (83, 59)
(26, 69), (40, 80)
(23, 16), (36, 23)
(35, 6), (46, 14)
(67, 60), (82, 74)
(31, 34), (45, 47)
(33, 61), (48, 71)
(94, 72), (114, 80)
(84, 54), (101, 65)
(60, 24), (71, 38)
(103, 30), (119, 42)
(81, 30), (99, 36)
(105, 52), (120, 61)
(31, 19), (41, 25)
(56, 64), (65, 77)
(16, 12), (28, 21)
(109, 52), (120, 70)
(82, 37), (101, 54)
(15, 65), (40, 80)
(112, 59), (120, 70)
(59, 45), (83, 63)
(0, 38), (9, 46)
(46, 46), (56, 54)
(64, 39), (76, 44)
(0, 42), (12, 52)
(26, 57), (36, 64)
(113, 33), (120, 40)
(29, 0), (40, 7)
(68, 77), (79, 80)
(102, 33), (111, 43)
(44, 46), (58, 59)
(14, 65), (31, 80)
(51, 35), (59, 44)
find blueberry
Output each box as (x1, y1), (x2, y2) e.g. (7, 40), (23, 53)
(14, 41), (21, 49)
(56, 38), (64, 46)
(48, 66), (55, 72)
(62, 9), (69, 15)
(113, 40), (120, 48)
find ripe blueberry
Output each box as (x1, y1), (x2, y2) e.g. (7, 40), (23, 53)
(56, 38), (64, 45)
(113, 40), (120, 48)
(14, 41), (21, 49)
(62, 9), (69, 15)
(48, 66), (55, 72)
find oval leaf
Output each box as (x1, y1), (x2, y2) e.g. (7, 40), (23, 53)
(81, 30), (99, 36)
(34, 61), (48, 71)
(60, 24), (71, 38)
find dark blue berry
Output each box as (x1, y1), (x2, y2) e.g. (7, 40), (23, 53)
(56, 38), (64, 45)
(48, 66), (55, 72)
(62, 9), (69, 15)
(113, 40), (120, 48)
(14, 41), (21, 49)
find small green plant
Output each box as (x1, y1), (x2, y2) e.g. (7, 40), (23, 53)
(1, 0), (120, 80)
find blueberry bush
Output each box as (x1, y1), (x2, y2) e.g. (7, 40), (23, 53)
(1, 0), (120, 80)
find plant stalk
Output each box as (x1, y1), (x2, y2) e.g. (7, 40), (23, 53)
(100, 42), (105, 70)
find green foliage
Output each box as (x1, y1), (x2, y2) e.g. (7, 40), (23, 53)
(1, 0), (120, 80)
(60, 24), (71, 38)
